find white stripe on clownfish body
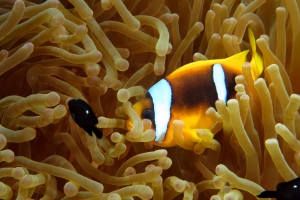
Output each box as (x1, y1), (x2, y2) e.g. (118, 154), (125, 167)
(212, 63), (227, 102)
(148, 79), (172, 143)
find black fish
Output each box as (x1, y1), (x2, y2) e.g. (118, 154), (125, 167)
(68, 99), (103, 139)
(257, 178), (300, 200)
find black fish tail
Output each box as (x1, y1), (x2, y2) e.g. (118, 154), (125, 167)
(257, 191), (277, 198)
(83, 127), (93, 137)
(92, 126), (103, 139)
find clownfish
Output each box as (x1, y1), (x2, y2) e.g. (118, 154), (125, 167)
(68, 99), (103, 139)
(126, 29), (264, 147)
(257, 177), (300, 199)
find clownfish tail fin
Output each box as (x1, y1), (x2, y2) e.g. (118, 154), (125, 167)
(248, 28), (264, 80)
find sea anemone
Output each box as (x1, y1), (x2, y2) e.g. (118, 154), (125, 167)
(0, 0), (299, 199)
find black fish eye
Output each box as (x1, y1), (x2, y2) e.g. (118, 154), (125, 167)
(141, 109), (154, 120)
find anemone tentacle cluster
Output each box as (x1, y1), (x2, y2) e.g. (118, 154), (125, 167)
(0, 0), (299, 199)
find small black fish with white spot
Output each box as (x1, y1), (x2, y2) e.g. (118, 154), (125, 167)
(68, 99), (103, 139)
(257, 177), (300, 200)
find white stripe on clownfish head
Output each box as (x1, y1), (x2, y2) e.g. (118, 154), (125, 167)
(213, 64), (227, 102)
(148, 79), (172, 143)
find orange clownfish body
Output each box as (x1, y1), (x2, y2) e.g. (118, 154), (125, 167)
(127, 29), (264, 147)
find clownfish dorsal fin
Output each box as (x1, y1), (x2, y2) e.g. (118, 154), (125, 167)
(248, 28), (264, 80)
(221, 49), (249, 75)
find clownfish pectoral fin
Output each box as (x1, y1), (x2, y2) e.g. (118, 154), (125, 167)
(248, 28), (264, 80)
(181, 128), (214, 143)
(257, 190), (277, 198)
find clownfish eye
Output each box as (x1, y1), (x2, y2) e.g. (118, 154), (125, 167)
(141, 109), (154, 120)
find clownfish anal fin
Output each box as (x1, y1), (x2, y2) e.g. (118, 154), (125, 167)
(248, 28), (264, 79)
(257, 190), (277, 198)
(182, 128), (214, 143)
